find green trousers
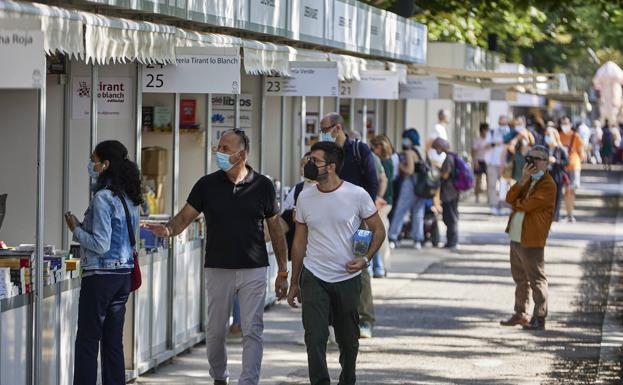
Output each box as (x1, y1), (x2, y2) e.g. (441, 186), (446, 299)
(301, 268), (362, 385)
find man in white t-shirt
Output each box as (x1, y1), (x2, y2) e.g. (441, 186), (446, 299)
(287, 141), (385, 385)
(485, 115), (511, 215)
(426, 109), (450, 166)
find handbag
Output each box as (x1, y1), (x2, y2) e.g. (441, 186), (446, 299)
(114, 190), (142, 292)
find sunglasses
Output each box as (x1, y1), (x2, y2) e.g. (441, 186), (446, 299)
(525, 156), (547, 163)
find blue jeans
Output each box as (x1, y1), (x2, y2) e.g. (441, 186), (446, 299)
(73, 273), (131, 385)
(371, 251), (385, 277)
(388, 176), (426, 242)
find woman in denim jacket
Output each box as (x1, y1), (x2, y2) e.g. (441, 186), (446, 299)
(65, 140), (142, 385)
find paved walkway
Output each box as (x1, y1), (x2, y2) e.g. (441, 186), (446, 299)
(135, 171), (623, 384)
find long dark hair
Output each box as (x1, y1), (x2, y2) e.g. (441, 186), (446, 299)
(94, 140), (144, 206)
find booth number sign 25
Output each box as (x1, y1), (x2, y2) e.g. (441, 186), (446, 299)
(145, 64), (164, 88)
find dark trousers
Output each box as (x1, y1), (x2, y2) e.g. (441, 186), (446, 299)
(73, 273), (131, 385)
(442, 198), (459, 247)
(301, 268), (361, 385)
(553, 180), (563, 221)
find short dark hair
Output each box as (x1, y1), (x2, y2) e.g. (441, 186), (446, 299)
(310, 141), (344, 174)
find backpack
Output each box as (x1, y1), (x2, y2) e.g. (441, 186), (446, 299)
(352, 139), (365, 176)
(281, 182), (305, 258)
(412, 148), (440, 199)
(602, 127), (614, 154)
(450, 153), (475, 192)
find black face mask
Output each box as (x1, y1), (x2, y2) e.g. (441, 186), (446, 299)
(303, 160), (328, 181)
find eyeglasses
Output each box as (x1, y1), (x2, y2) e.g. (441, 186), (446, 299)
(319, 124), (336, 134)
(306, 156), (328, 165)
(525, 156), (547, 163)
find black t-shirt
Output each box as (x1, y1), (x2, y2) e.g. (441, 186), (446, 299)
(186, 167), (278, 269)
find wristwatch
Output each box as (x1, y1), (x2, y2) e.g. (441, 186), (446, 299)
(277, 271), (289, 278)
(363, 256), (371, 268)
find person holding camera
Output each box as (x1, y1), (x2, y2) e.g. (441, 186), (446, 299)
(287, 141), (385, 385)
(500, 145), (556, 331)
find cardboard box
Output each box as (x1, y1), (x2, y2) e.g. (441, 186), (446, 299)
(142, 147), (168, 176)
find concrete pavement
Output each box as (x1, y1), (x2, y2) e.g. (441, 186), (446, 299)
(135, 169), (622, 384)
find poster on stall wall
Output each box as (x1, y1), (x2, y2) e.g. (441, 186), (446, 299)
(72, 77), (133, 120)
(211, 94), (253, 129)
(0, 29), (45, 89)
(339, 70), (399, 99)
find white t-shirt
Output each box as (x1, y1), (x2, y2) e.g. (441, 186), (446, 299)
(295, 181), (377, 283)
(430, 123), (449, 141)
(484, 126), (510, 166)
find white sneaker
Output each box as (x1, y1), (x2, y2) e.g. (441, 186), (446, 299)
(389, 241), (397, 249)
(413, 242), (422, 250)
(450, 244), (461, 252)
(490, 207), (499, 216)
(359, 322), (373, 339)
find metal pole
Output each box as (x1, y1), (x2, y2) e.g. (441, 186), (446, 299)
(335, 96), (339, 112)
(279, 96), (286, 208)
(300, 96), (306, 161)
(90, 63), (98, 153)
(135, 64), (143, 164)
(61, 60), (71, 250)
(259, 78), (266, 173)
(384, 100), (389, 135)
(173, 93), (180, 213)
(362, 100), (368, 143)
(319, 96), (324, 120)
(374, 99), (380, 135)
(234, 94), (240, 129)
(349, 98), (355, 134)
(89, 64), (98, 200)
(33, 85), (46, 385)
(205, 93), (213, 173)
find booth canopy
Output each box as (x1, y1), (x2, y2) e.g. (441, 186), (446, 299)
(0, 0), (84, 59)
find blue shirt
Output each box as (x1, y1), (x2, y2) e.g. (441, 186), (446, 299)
(339, 137), (379, 201)
(73, 188), (139, 272)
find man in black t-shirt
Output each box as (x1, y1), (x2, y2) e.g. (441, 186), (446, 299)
(147, 129), (288, 385)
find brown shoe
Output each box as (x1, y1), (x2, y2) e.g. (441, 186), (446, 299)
(500, 314), (530, 327)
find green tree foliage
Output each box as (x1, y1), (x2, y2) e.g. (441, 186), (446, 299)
(363, 0), (623, 75)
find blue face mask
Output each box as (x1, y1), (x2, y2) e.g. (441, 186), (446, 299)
(531, 170), (545, 181)
(320, 132), (336, 143)
(544, 136), (554, 145)
(87, 160), (99, 179)
(216, 151), (240, 172)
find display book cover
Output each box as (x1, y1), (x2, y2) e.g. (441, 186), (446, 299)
(180, 99), (199, 130)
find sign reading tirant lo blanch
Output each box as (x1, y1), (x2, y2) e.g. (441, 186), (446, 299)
(142, 47), (240, 94)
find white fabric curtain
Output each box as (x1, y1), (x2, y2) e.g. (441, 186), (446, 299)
(176, 28), (242, 48)
(82, 13), (177, 65)
(288, 47), (329, 63)
(242, 40), (291, 76)
(328, 53), (367, 81)
(0, 0), (84, 59)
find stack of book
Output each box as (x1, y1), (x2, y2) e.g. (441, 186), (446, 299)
(0, 267), (12, 299)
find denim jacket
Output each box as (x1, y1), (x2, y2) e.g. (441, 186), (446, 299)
(73, 188), (139, 271)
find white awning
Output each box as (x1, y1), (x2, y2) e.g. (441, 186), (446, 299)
(287, 47), (329, 63)
(387, 62), (408, 84)
(242, 40), (291, 76)
(328, 54), (367, 81)
(0, 0), (84, 59)
(82, 13), (177, 65)
(176, 28), (242, 48)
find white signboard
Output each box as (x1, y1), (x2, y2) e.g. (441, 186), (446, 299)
(333, 0), (357, 49)
(142, 47), (240, 94)
(340, 70), (399, 99)
(453, 85), (491, 102)
(264, 62), (338, 97)
(211, 94), (253, 129)
(0, 30), (45, 89)
(72, 77), (133, 120)
(290, 0), (325, 39)
(405, 22), (426, 63)
(369, 10), (384, 51)
(399, 76), (438, 99)
(249, 0), (287, 30)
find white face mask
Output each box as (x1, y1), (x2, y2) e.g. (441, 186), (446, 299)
(561, 124), (572, 134)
